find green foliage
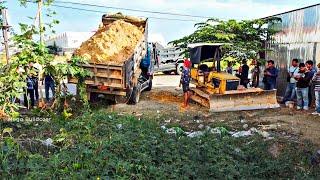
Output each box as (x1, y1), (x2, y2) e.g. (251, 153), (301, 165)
(19, 0), (55, 7)
(0, 1), (7, 26)
(44, 56), (92, 111)
(0, 111), (319, 178)
(0, 63), (25, 117)
(171, 18), (281, 62)
(0, 1), (90, 118)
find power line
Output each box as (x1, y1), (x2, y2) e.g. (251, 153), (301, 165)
(51, 4), (199, 22)
(54, 0), (212, 19)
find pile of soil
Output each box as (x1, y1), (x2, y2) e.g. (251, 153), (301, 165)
(74, 20), (144, 65)
(148, 90), (182, 104)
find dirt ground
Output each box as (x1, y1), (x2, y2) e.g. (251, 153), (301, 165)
(110, 75), (320, 146)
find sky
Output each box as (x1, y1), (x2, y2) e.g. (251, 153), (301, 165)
(6, 0), (320, 46)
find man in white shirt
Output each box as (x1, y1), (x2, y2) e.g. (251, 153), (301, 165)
(282, 59), (299, 104)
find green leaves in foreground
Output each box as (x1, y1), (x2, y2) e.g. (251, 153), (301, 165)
(0, 111), (319, 179)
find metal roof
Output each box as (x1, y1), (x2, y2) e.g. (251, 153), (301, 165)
(262, 3), (320, 19)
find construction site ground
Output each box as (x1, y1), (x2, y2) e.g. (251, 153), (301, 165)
(107, 74), (320, 146)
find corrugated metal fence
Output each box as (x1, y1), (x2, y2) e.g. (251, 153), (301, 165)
(267, 4), (320, 95)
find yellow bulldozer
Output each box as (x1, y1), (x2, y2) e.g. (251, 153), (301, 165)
(188, 43), (280, 112)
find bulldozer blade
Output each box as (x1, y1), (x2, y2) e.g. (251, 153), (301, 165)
(190, 88), (280, 112)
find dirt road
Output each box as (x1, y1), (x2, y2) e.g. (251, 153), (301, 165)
(111, 75), (320, 146)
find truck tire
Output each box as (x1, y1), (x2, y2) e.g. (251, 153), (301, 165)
(176, 63), (184, 75)
(129, 84), (141, 104)
(145, 78), (152, 91)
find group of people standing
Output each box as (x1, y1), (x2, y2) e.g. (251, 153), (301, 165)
(232, 59), (278, 90)
(231, 58), (320, 114)
(23, 62), (55, 108)
(282, 59), (320, 115)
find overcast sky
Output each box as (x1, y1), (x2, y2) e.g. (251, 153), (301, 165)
(6, 0), (320, 45)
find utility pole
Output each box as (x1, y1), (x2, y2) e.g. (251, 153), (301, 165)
(1, 8), (10, 64)
(38, 0), (44, 45)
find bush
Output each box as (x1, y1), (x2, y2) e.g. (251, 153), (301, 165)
(0, 111), (319, 179)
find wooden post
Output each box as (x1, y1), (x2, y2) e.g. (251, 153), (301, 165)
(2, 9), (10, 64)
(38, 0), (44, 45)
(37, 0), (46, 107)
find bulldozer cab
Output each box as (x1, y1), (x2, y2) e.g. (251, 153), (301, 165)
(188, 43), (223, 72)
(188, 43), (239, 94)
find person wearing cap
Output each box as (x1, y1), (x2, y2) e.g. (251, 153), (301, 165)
(263, 60), (278, 90)
(295, 63), (313, 110)
(179, 59), (192, 108)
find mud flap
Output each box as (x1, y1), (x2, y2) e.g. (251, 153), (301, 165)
(191, 88), (280, 112)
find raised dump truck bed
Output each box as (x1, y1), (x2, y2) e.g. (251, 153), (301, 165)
(69, 13), (152, 104)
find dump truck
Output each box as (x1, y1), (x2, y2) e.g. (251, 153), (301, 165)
(149, 42), (185, 75)
(188, 43), (280, 112)
(69, 13), (152, 104)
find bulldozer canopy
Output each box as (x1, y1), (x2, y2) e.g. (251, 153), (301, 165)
(188, 44), (222, 65)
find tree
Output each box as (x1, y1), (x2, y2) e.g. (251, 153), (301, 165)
(170, 18), (281, 63)
(0, 1), (90, 119)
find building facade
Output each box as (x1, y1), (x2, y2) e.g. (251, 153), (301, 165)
(266, 3), (320, 95)
(45, 31), (94, 54)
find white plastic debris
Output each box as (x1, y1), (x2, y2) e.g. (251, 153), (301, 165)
(250, 127), (258, 133)
(231, 127), (271, 138)
(243, 124), (249, 129)
(234, 148), (242, 153)
(116, 124), (123, 130)
(198, 124), (204, 129)
(42, 138), (53, 146)
(232, 130), (253, 138)
(210, 128), (222, 135)
(257, 131), (270, 138)
(209, 127), (229, 135)
(240, 119), (247, 123)
(187, 131), (204, 138)
(166, 128), (177, 135)
(165, 127), (184, 135)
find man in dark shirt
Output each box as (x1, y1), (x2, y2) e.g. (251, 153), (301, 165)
(29, 62), (39, 102)
(44, 73), (55, 102)
(263, 60), (278, 90)
(306, 60), (317, 107)
(239, 60), (249, 88)
(24, 67), (35, 108)
(295, 63), (313, 110)
(251, 59), (261, 88)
